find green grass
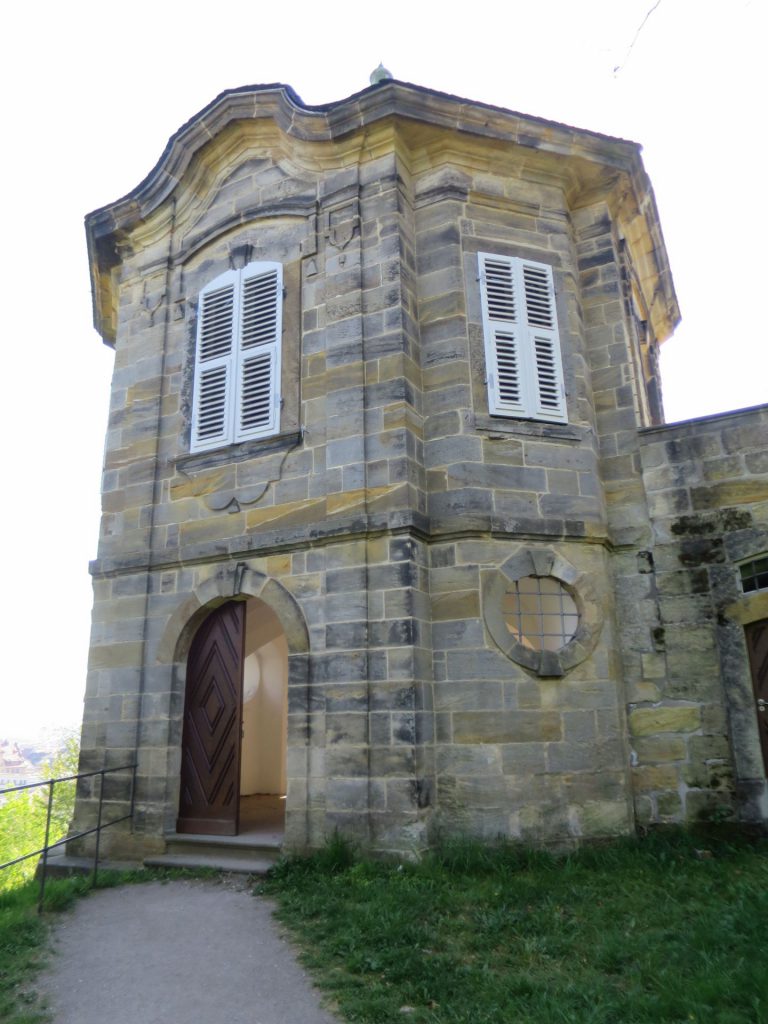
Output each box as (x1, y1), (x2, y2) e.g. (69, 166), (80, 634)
(1, 874), (93, 1024)
(3, 832), (766, 1024)
(261, 831), (768, 1024)
(0, 867), (220, 1024)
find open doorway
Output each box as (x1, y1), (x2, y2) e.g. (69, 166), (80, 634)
(239, 597), (288, 838)
(176, 597), (288, 838)
(745, 618), (768, 777)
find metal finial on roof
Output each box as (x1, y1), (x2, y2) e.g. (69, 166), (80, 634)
(370, 63), (393, 85)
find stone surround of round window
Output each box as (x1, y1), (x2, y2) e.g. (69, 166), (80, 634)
(503, 576), (579, 652)
(482, 547), (602, 677)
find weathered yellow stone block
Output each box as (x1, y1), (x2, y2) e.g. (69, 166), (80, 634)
(126, 379), (159, 404)
(603, 481), (647, 508)
(121, 696), (139, 721)
(179, 514), (245, 546)
(326, 490), (365, 516)
(656, 790), (683, 817)
(632, 764), (681, 790)
(383, 404), (423, 437)
(105, 438), (158, 467)
(267, 554), (292, 576)
(540, 684), (560, 710)
(367, 483), (409, 514)
(93, 596), (147, 622)
(632, 736), (687, 762)
(378, 354), (421, 388)
(305, 352), (326, 377)
(629, 705), (701, 736)
(640, 652), (667, 680)
(453, 710), (561, 744)
(245, 497), (326, 530)
(431, 590), (480, 621)
(367, 537), (389, 563)
(691, 479), (768, 510)
(170, 467), (236, 500)
(577, 800), (630, 835)
(302, 372), (330, 401)
(582, 520), (610, 541)
(88, 642), (144, 671)
(626, 681), (662, 703)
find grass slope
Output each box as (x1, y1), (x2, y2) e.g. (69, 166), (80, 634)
(262, 832), (768, 1024)
(1, 875), (93, 1024)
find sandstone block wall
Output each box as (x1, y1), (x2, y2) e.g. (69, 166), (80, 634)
(634, 405), (768, 825)
(73, 82), (767, 859)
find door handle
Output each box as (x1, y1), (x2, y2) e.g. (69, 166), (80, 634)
(758, 699), (767, 713)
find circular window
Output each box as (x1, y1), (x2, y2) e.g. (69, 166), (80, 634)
(502, 576), (579, 652)
(482, 547), (602, 677)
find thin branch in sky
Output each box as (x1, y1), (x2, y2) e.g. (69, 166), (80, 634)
(614, 1), (663, 74)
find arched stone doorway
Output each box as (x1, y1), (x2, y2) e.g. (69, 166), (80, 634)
(719, 583), (768, 822)
(745, 618), (768, 777)
(176, 596), (288, 837)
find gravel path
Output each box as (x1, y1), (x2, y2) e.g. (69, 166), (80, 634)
(36, 877), (339, 1024)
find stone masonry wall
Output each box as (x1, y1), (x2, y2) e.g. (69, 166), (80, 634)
(76, 84), (697, 858)
(635, 404), (768, 825)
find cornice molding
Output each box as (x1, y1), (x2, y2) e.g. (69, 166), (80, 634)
(85, 79), (675, 345)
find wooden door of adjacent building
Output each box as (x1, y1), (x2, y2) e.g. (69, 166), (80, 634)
(745, 618), (768, 777)
(177, 601), (245, 835)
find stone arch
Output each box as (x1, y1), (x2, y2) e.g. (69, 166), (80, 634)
(157, 563), (309, 666)
(156, 562), (311, 841)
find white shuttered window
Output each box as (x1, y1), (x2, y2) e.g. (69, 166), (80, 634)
(191, 262), (282, 452)
(478, 253), (567, 423)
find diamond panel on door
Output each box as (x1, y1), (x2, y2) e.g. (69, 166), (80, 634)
(177, 601), (245, 835)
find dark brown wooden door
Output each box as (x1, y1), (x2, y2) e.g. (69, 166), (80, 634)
(745, 618), (768, 777)
(177, 601), (245, 835)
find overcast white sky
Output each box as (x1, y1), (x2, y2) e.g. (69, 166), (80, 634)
(1, 0), (765, 742)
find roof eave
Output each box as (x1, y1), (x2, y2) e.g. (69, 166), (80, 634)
(86, 79), (669, 345)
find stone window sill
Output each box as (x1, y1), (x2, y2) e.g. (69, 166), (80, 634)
(472, 413), (584, 443)
(173, 430), (303, 475)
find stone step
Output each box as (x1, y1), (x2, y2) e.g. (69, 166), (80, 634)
(144, 851), (277, 875)
(143, 832), (283, 874)
(163, 833), (281, 856)
(39, 850), (143, 879)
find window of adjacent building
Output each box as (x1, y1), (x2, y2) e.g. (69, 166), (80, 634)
(740, 556), (768, 594)
(502, 575), (579, 652)
(478, 252), (567, 423)
(191, 262), (282, 452)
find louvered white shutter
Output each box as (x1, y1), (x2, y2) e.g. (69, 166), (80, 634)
(234, 263), (282, 442)
(522, 262), (566, 422)
(191, 271), (237, 451)
(190, 262), (282, 452)
(478, 253), (567, 423)
(479, 254), (527, 417)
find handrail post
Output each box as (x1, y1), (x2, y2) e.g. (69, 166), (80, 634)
(1, 763), (137, 894)
(37, 779), (56, 914)
(129, 762), (137, 831)
(93, 770), (106, 887)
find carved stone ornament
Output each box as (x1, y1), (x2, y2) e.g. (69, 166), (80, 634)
(324, 202), (359, 250)
(141, 280), (167, 326)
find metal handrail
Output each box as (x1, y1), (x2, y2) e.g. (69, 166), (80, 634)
(1, 763), (137, 912)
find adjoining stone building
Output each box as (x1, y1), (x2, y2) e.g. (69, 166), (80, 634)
(73, 77), (768, 861)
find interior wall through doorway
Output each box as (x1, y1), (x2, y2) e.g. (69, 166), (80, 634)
(240, 598), (288, 796)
